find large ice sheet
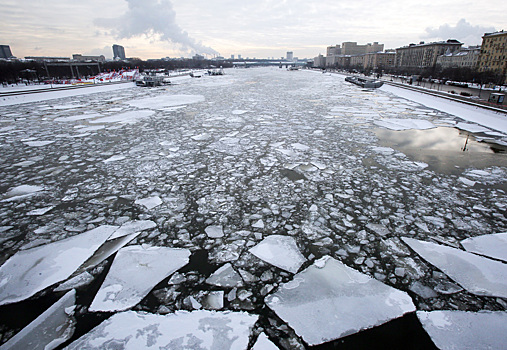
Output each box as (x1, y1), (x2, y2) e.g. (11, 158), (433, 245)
(461, 232), (507, 262)
(0, 289), (76, 350)
(402, 237), (507, 298)
(89, 246), (190, 312)
(265, 256), (415, 345)
(0, 225), (117, 305)
(249, 235), (306, 273)
(126, 94), (205, 109)
(65, 310), (258, 350)
(417, 310), (507, 350)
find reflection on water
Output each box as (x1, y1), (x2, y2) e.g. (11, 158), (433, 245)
(374, 127), (507, 175)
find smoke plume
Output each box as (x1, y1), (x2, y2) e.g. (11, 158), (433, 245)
(94, 0), (218, 55)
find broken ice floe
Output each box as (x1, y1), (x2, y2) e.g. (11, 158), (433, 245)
(252, 333), (278, 350)
(126, 94), (205, 109)
(206, 263), (244, 287)
(65, 310), (258, 350)
(26, 205), (55, 216)
(89, 246), (190, 312)
(107, 220), (156, 240)
(417, 310), (507, 350)
(89, 110), (155, 124)
(2, 185), (43, 202)
(75, 231), (141, 273)
(461, 232), (507, 262)
(134, 196), (162, 210)
(374, 118), (435, 131)
(249, 235), (306, 273)
(265, 256), (415, 345)
(0, 225), (118, 305)
(0, 289), (76, 350)
(205, 225), (224, 238)
(402, 237), (507, 298)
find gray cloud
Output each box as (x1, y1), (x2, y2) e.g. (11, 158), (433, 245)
(424, 19), (496, 45)
(94, 0), (218, 55)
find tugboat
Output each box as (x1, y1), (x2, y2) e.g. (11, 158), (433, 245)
(345, 76), (383, 89)
(135, 70), (171, 87)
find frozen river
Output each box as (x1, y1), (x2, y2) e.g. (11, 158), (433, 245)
(0, 67), (506, 349)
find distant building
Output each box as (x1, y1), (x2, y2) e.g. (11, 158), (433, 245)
(436, 46), (481, 69)
(395, 39), (462, 69)
(25, 56), (70, 62)
(364, 52), (396, 69)
(112, 44), (126, 60)
(231, 54), (235, 60)
(477, 31), (507, 84)
(286, 51), (294, 61)
(238, 54), (242, 60)
(72, 54), (105, 62)
(327, 45), (341, 56)
(313, 54), (326, 68)
(0, 45), (13, 59)
(192, 54), (204, 60)
(342, 42), (384, 55)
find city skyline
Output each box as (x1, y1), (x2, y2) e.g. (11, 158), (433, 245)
(1, 0), (505, 60)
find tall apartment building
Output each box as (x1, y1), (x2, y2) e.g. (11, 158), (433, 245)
(342, 42), (384, 55)
(313, 54), (326, 68)
(395, 39), (462, 69)
(112, 44), (126, 60)
(0, 45), (13, 59)
(286, 51), (294, 61)
(327, 45), (341, 56)
(436, 46), (481, 69)
(477, 31), (507, 84)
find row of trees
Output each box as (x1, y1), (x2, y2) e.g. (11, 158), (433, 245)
(344, 64), (505, 87)
(0, 58), (234, 84)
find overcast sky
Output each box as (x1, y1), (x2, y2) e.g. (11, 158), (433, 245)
(1, 0), (505, 60)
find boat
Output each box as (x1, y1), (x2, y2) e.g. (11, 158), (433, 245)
(135, 71), (171, 87)
(345, 76), (383, 89)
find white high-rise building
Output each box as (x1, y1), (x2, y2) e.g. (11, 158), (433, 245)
(287, 51), (294, 61)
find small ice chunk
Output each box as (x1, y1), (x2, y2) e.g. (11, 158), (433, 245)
(0, 225), (117, 305)
(265, 256), (415, 345)
(89, 246), (190, 312)
(461, 232), (507, 262)
(103, 155), (126, 163)
(2, 185), (44, 202)
(417, 310), (507, 350)
(0, 289), (76, 350)
(366, 223), (389, 237)
(402, 237), (507, 298)
(251, 219), (265, 229)
(252, 333), (278, 350)
(65, 310), (258, 350)
(23, 140), (55, 147)
(206, 263), (244, 287)
(249, 235), (306, 274)
(409, 281), (437, 299)
(205, 225), (224, 238)
(135, 196), (162, 210)
(459, 177), (476, 187)
(203, 291), (224, 310)
(54, 272), (94, 292)
(26, 206), (55, 216)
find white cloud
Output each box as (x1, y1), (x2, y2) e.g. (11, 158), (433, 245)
(424, 19), (496, 46)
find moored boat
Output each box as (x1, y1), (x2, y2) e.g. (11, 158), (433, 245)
(345, 76), (383, 89)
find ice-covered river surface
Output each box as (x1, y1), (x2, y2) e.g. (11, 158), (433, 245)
(0, 67), (506, 349)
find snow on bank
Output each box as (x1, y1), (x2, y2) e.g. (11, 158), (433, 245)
(0, 82), (136, 107)
(380, 84), (507, 134)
